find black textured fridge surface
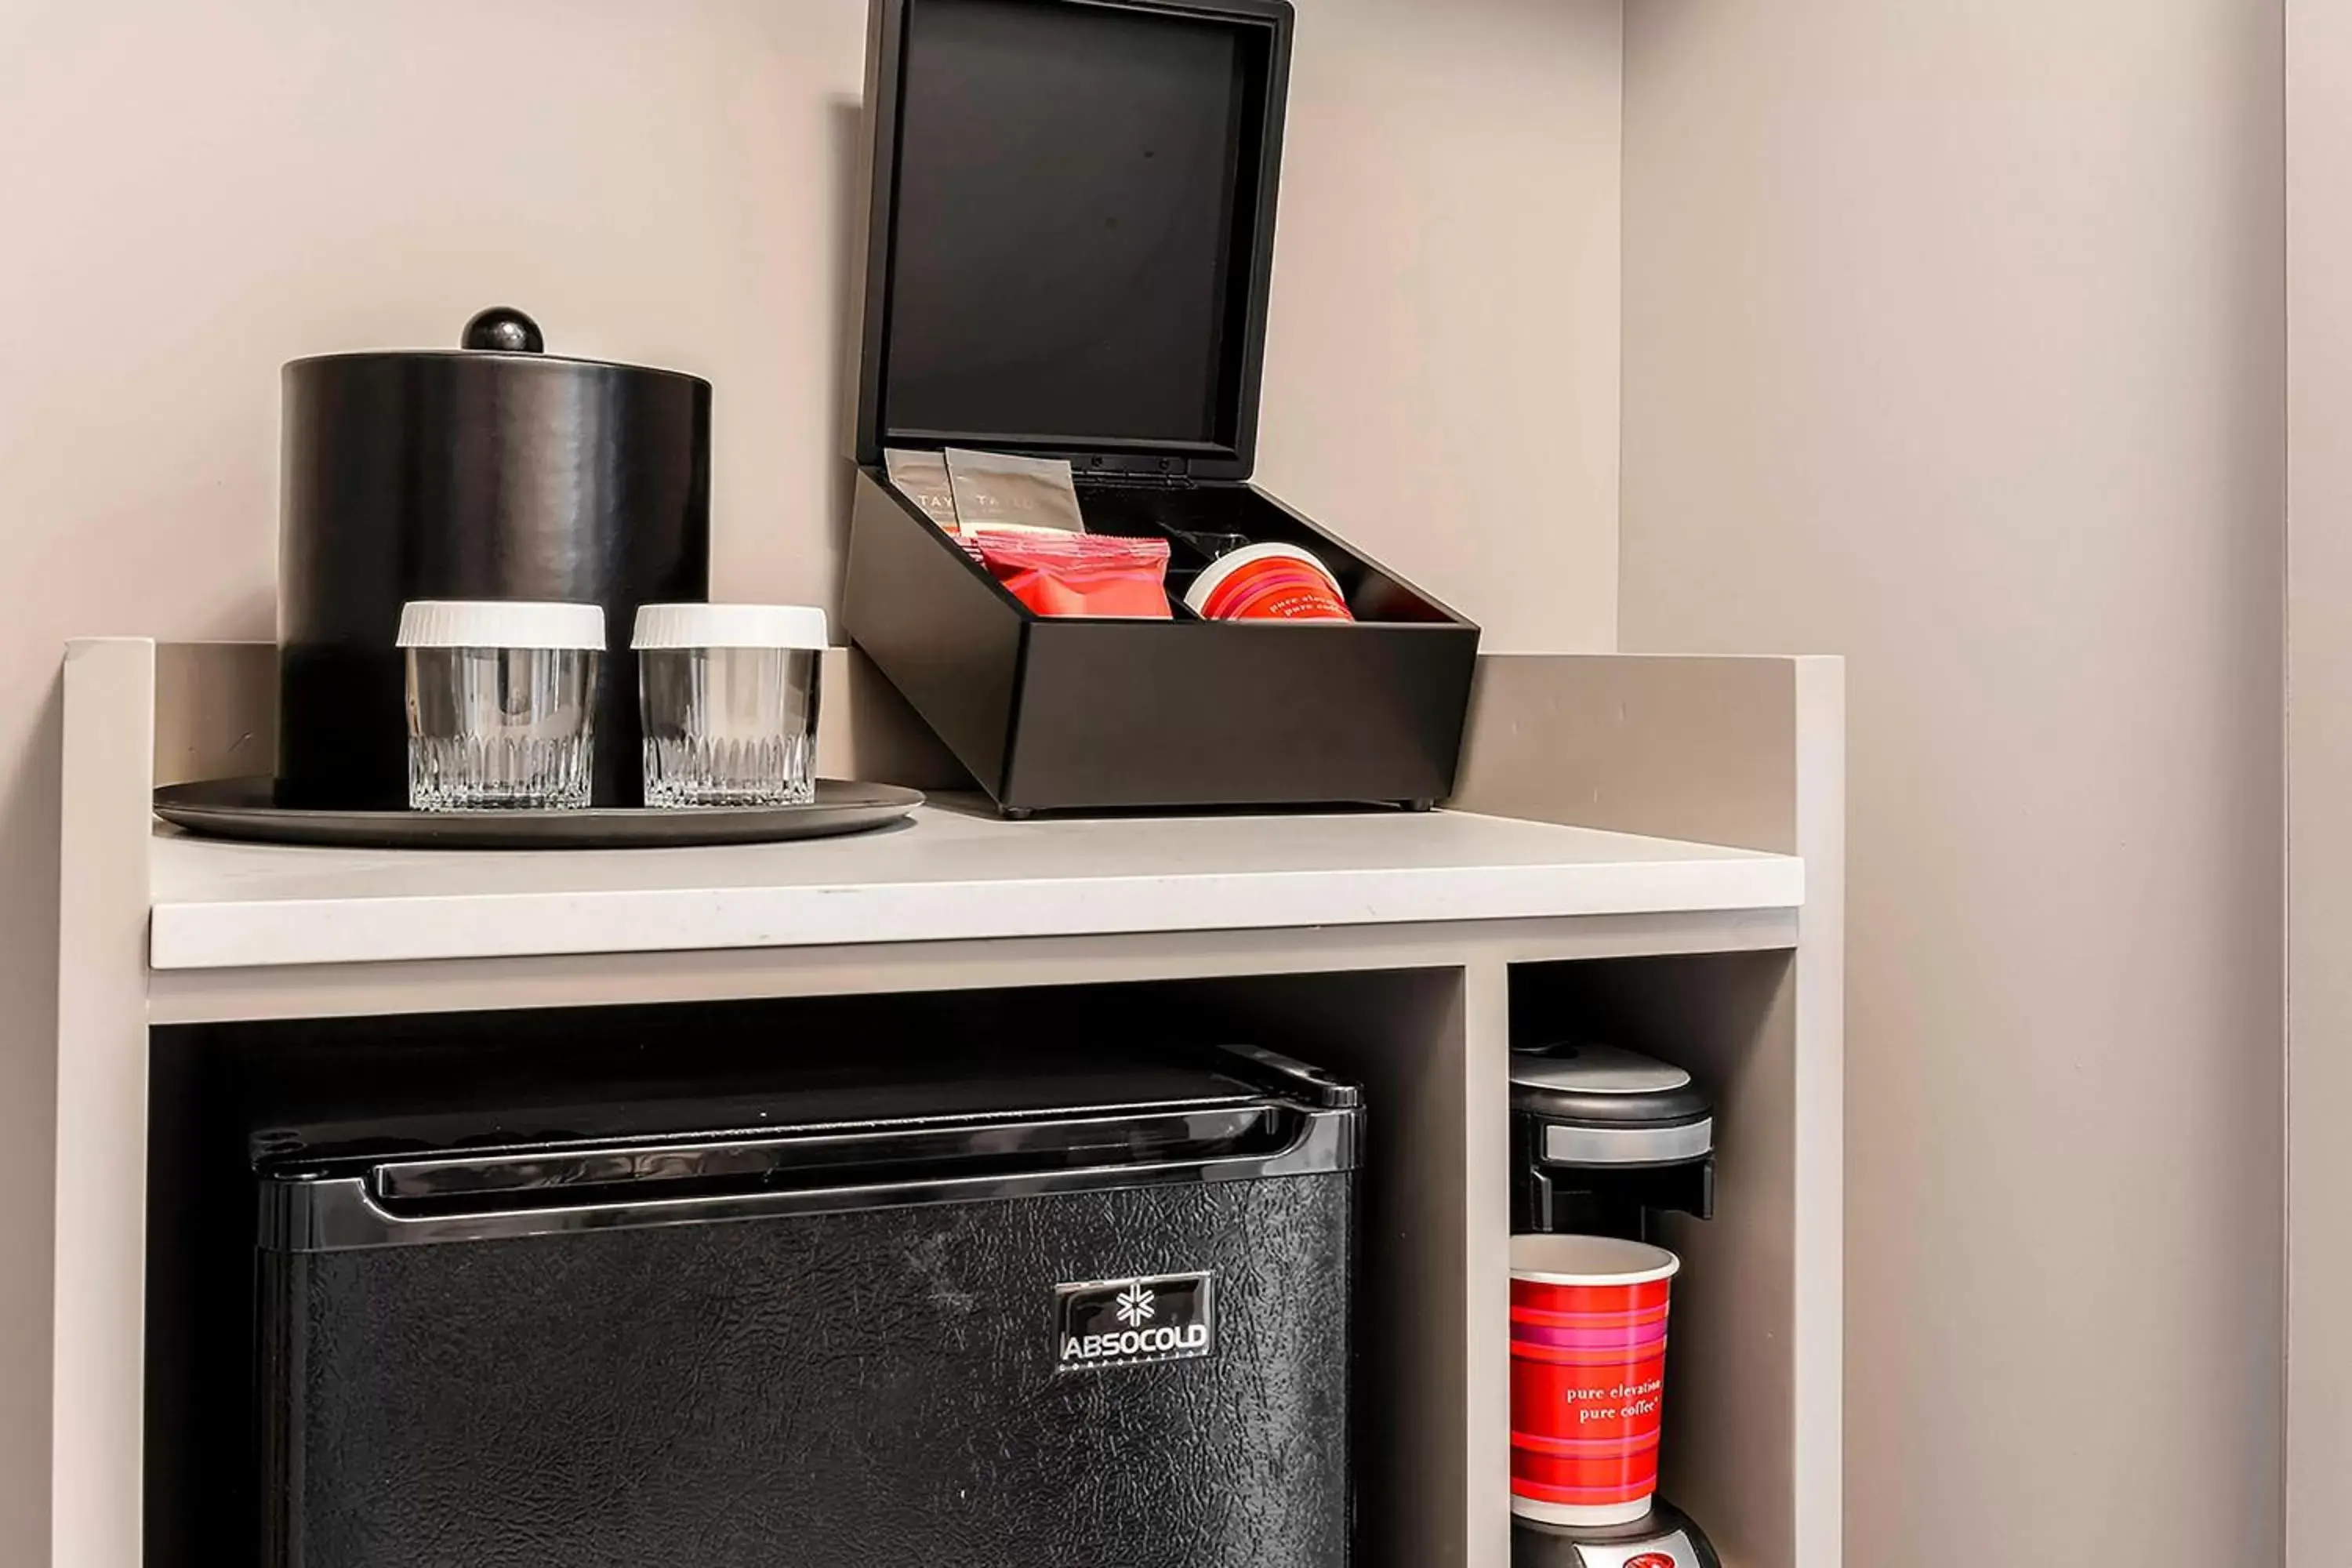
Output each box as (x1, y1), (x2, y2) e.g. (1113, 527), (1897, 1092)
(263, 1175), (1352, 1568)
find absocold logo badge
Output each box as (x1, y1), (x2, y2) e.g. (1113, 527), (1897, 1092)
(1055, 1272), (1216, 1371)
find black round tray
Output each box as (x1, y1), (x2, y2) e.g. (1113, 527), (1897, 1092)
(154, 777), (923, 851)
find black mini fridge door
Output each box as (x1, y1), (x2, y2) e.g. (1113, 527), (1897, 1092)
(254, 1047), (1359, 1568)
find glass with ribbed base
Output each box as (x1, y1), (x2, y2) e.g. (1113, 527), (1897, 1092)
(405, 646), (597, 810)
(639, 647), (820, 808)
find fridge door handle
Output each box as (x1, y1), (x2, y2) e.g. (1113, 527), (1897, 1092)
(260, 1103), (1357, 1254)
(1214, 1043), (1363, 1109)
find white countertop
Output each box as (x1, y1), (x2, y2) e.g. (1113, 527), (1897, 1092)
(146, 800), (1804, 971)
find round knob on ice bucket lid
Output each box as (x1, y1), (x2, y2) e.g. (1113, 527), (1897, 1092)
(461, 307), (546, 354)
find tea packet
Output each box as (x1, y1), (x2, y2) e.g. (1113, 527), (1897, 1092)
(884, 448), (963, 535)
(944, 448), (1090, 537)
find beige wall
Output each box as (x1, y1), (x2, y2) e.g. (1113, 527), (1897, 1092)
(1619, 2), (2285, 1564)
(1261, 0), (1621, 648)
(2288, 5), (2351, 1561)
(0, 0), (1621, 1555)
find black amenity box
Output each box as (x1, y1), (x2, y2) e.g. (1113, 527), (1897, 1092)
(842, 0), (1481, 815)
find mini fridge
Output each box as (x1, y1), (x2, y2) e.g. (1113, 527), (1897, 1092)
(249, 1033), (1361, 1568)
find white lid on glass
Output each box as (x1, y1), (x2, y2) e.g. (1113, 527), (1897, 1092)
(396, 601), (606, 650)
(632, 604), (830, 651)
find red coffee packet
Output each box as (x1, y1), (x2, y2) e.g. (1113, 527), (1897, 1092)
(971, 533), (1173, 619)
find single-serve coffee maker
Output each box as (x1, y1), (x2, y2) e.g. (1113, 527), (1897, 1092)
(1509, 1042), (1723, 1568)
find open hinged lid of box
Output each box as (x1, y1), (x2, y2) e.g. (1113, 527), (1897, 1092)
(841, 0), (1479, 815)
(852, 0), (1293, 483)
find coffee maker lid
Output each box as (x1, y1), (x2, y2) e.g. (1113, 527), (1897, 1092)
(1510, 1042), (1712, 1128)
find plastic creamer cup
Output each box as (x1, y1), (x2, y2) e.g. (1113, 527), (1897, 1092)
(1181, 542), (1354, 622)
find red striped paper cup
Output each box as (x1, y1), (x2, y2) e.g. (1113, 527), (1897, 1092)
(1182, 543), (1354, 622)
(1509, 1233), (1682, 1528)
